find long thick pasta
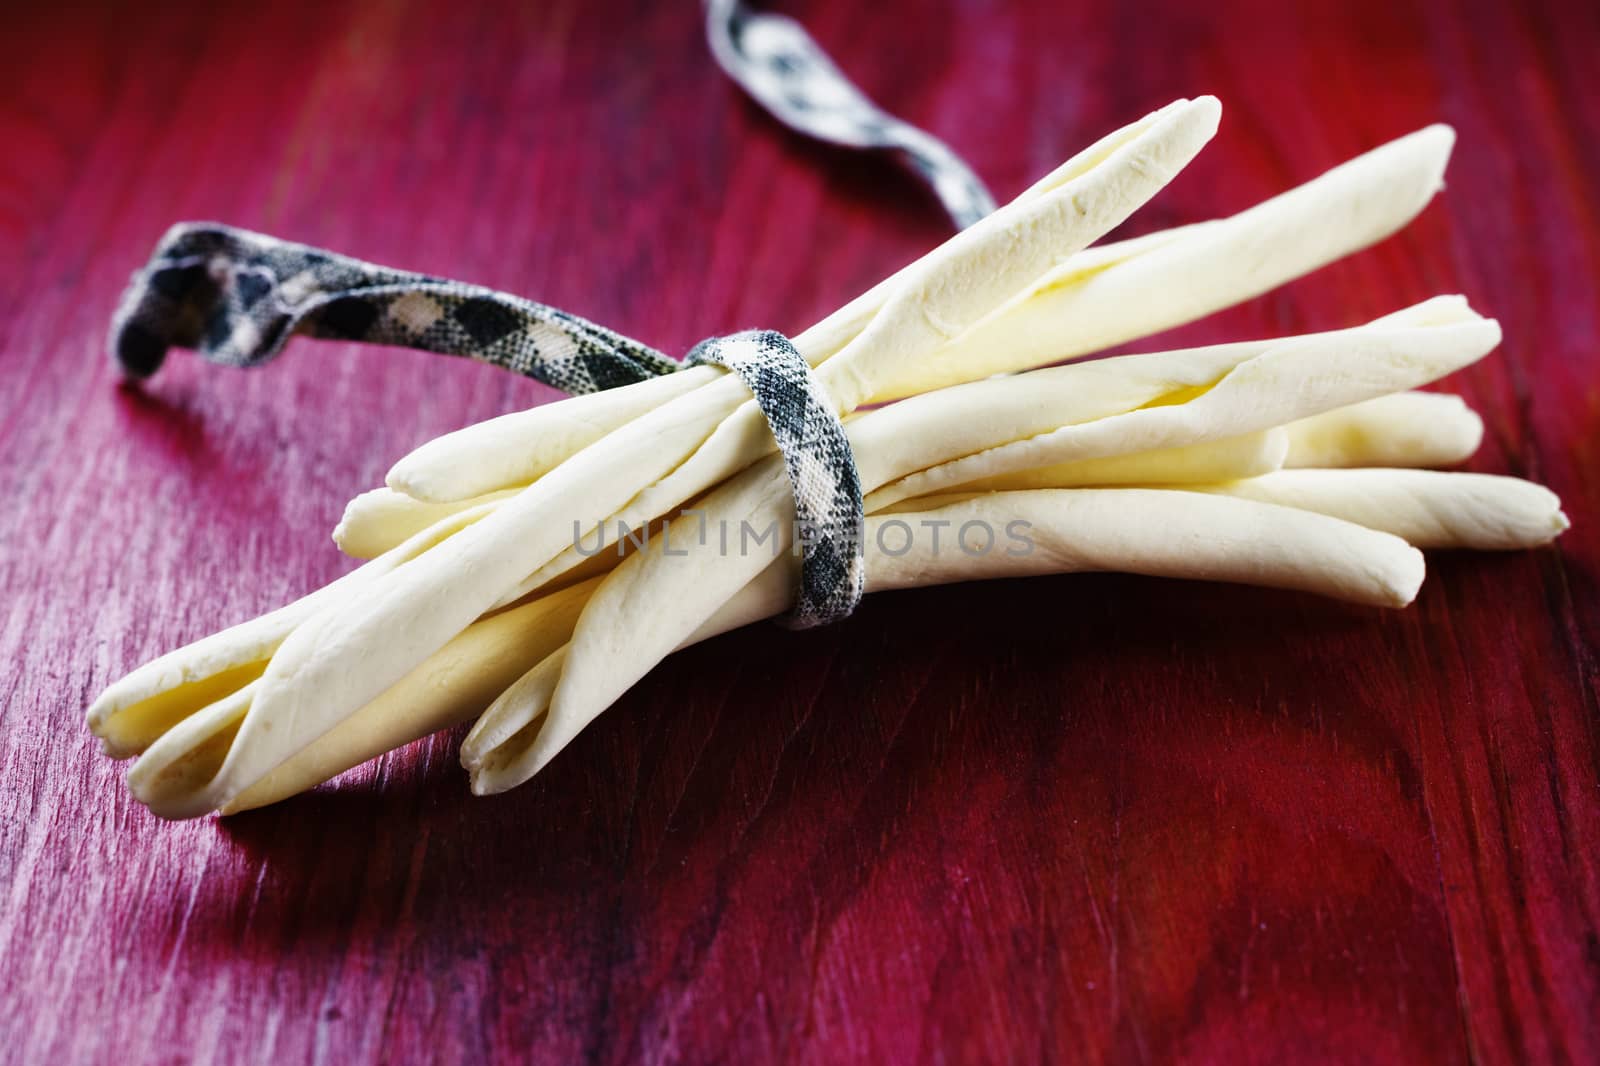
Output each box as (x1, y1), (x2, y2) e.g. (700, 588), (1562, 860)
(463, 489), (1431, 795)
(84, 99), (1568, 820)
(529, 301), (1501, 786)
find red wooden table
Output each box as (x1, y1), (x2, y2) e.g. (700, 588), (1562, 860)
(3, 0), (1597, 1062)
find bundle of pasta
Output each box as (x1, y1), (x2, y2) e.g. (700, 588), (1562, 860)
(86, 98), (1567, 819)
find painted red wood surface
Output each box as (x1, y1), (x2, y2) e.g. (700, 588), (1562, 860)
(2, 0), (1597, 1062)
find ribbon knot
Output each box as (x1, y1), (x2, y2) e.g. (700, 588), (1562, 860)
(110, 224), (865, 628)
(686, 330), (864, 627)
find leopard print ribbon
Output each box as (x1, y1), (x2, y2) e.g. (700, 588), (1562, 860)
(109, 223), (863, 628)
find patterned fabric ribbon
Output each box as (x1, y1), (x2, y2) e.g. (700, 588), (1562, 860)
(111, 222), (680, 391)
(685, 331), (864, 627)
(109, 223), (864, 628)
(705, 0), (996, 229)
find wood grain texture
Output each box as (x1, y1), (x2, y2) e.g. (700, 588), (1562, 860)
(2, 0), (1597, 1062)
